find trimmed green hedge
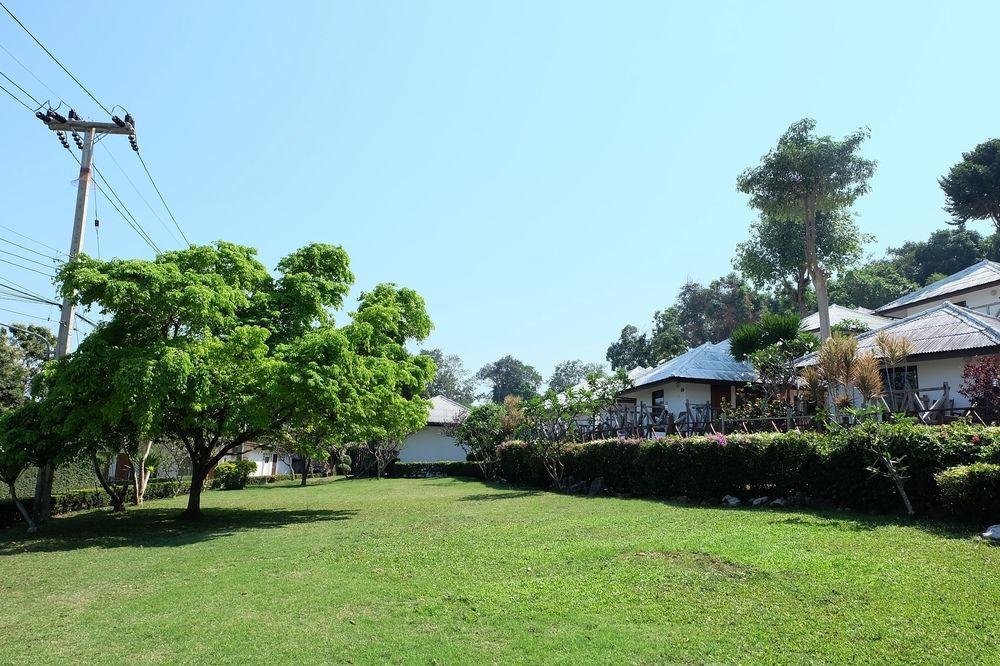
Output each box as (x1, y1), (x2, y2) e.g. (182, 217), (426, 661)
(386, 461), (484, 479)
(936, 463), (1000, 522)
(1, 478), (191, 528)
(497, 423), (1000, 518)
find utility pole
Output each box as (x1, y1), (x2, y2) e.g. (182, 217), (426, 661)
(31, 113), (133, 523)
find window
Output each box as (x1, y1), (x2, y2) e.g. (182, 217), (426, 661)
(652, 390), (664, 407)
(885, 366), (919, 392)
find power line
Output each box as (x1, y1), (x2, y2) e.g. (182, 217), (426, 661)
(0, 256), (56, 277)
(136, 151), (190, 245)
(0, 305), (56, 323)
(0, 78), (31, 110)
(0, 248), (59, 271)
(0, 1), (110, 115)
(0, 276), (53, 302)
(0, 236), (62, 262)
(0, 224), (68, 258)
(100, 145), (182, 245)
(0, 66), (38, 106)
(0, 41), (62, 103)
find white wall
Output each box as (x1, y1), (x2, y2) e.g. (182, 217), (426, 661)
(912, 357), (977, 409)
(398, 425), (466, 462)
(897, 286), (1000, 317)
(620, 381), (727, 417)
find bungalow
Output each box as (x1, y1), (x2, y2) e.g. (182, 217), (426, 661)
(619, 340), (757, 421)
(797, 302), (1000, 412)
(874, 259), (1000, 319)
(800, 304), (893, 335)
(397, 395), (470, 462)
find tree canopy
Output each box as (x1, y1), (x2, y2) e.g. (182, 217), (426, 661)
(476, 355), (541, 403)
(47, 242), (434, 518)
(940, 138), (1000, 232)
(548, 359), (606, 393)
(737, 118), (876, 340)
(420, 348), (477, 406)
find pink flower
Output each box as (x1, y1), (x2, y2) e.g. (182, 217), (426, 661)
(714, 434), (728, 448)
(973, 435), (981, 444)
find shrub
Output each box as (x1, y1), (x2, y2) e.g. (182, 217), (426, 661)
(962, 355), (1000, 424)
(212, 460), (257, 490)
(497, 423), (1000, 515)
(386, 461), (484, 479)
(936, 463), (1000, 522)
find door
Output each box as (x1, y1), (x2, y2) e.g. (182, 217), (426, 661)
(710, 384), (730, 410)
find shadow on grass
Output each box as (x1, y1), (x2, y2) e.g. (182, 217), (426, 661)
(767, 513), (981, 540)
(459, 490), (541, 502)
(0, 506), (357, 556)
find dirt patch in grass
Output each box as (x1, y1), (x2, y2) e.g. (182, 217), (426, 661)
(634, 550), (754, 578)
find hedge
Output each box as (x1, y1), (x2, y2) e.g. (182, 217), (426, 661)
(386, 461), (484, 479)
(1, 478), (191, 529)
(936, 463), (1000, 522)
(497, 422), (1000, 519)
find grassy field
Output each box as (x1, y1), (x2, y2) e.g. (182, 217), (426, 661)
(1, 477), (998, 665)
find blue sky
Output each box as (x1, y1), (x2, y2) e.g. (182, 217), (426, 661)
(1, 1), (998, 383)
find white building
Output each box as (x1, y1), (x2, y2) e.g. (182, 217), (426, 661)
(874, 260), (1000, 318)
(397, 395), (470, 462)
(799, 304), (893, 335)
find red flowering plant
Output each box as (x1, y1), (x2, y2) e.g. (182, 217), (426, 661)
(961, 355), (1000, 425)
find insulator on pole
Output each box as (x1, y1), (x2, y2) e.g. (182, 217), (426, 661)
(35, 111), (51, 124)
(69, 109), (81, 121)
(111, 115), (125, 128)
(56, 131), (70, 149)
(128, 134), (138, 152)
(48, 109), (67, 124)
(71, 131), (84, 150)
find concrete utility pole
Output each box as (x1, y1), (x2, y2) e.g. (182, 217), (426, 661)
(32, 114), (133, 523)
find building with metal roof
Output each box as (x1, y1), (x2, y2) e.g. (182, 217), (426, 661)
(398, 395), (470, 462)
(875, 259), (1000, 317)
(800, 304), (894, 335)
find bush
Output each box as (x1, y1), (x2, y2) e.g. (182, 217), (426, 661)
(936, 463), (1000, 522)
(1, 479), (191, 528)
(385, 461), (484, 479)
(496, 423), (1000, 515)
(212, 460), (257, 490)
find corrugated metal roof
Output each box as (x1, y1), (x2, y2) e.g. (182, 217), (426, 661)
(875, 260), (1000, 314)
(797, 302), (1000, 366)
(800, 304), (895, 333)
(632, 340), (757, 387)
(427, 395), (469, 425)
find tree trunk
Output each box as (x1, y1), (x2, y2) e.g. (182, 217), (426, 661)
(803, 194), (832, 341)
(132, 440), (153, 506)
(92, 455), (126, 513)
(31, 463), (54, 525)
(300, 457), (310, 486)
(183, 466), (207, 519)
(8, 481), (37, 533)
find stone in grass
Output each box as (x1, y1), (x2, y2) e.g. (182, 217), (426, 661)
(770, 497), (787, 507)
(982, 525), (1000, 542)
(722, 495), (741, 507)
(751, 496), (769, 507)
(587, 477), (604, 498)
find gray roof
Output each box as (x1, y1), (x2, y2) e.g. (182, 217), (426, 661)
(797, 302), (1000, 366)
(800, 304), (894, 333)
(632, 340), (757, 387)
(875, 260), (1000, 314)
(427, 395), (469, 425)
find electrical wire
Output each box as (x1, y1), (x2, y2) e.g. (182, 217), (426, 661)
(0, 248), (59, 270)
(0, 66), (38, 106)
(0, 78), (31, 110)
(0, 2), (110, 115)
(0, 256), (56, 277)
(0, 236), (62, 262)
(99, 145), (182, 245)
(0, 224), (68, 258)
(0, 41), (62, 103)
(136, 151), (190, 245)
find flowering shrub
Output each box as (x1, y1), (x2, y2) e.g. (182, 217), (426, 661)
(962, 355), (1000, 424)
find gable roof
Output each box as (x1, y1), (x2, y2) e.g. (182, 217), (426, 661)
(800, 304), (894, 334)
(427, 395), (469, 426)
(875, 260), (1000, 315)
(797, 302), (1000, 366)
(631, 340), (757, 388)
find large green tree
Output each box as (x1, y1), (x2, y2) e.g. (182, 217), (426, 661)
(605, 325), (652, 372)
(734, 212), (869, 315)
(548, 359), (605, 393)
(674, 273), (767, 347)
(420, 348), (476, 406)
(476, 355), (541, 403)
(940, 138), (1000, 233)
(738, 119), (876, 340)
(828, 260), (920, 310)
(49, 242), (434, 518)
(887, 227), (988, 285)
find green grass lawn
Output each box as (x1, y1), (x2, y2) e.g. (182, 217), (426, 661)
(1, 477), (998, 664)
